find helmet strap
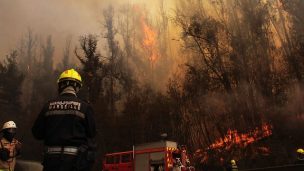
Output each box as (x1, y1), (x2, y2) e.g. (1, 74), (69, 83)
(60, 86), (78, 96)
(58, 80), (80, 95)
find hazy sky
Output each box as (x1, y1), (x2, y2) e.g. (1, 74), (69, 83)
(0, 0), (175, 61)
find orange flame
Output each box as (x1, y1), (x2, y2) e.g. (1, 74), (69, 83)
(132, 5), (159, 67)
(140, 14), (159, 67)
(208, 123), (273, 150)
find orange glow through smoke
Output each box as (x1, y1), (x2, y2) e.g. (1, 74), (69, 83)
(208, 123), (273, 150)
(140, 16), (159, 67)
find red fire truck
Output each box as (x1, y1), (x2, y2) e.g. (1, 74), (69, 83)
(102, 140), (194, 171)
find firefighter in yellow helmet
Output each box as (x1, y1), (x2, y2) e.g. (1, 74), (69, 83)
(57, 68), (82, 94)
(0, 121), (21, 171)
(231, 160), (238, 171)
(32, 69), (96, 171)
(296, 148), (304, 164)
(225, 159), (238, 171)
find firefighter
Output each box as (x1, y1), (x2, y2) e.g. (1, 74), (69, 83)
(180, 145), (188, 167)
(226, 160), (238, 171)
(0, 121), (21, 171)
(172, 148), (182, 169)
(230, 160), (238, 171)
(296, 148), (304, 164)
(32, 69), (96, 171)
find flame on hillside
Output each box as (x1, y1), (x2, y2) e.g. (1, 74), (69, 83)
(133, 5), (159, 68)
(208, 123), (273, 150)
(193, 123), (273, 164)
(141, 17), (159, 66)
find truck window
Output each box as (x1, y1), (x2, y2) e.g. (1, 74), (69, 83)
(121, 153), (132, 163)
(114, 155), (120, 164)
(106, 156), (114, 164)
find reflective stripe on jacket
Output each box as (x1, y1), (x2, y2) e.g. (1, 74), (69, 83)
(0, 138), (21, 171)
(232, 164), (238, 171)
(32, 93), (96, 147)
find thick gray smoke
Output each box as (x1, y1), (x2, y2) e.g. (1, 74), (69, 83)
(0, 0), (175, 60)
(0, 0), (178, 92)
(0, 0), (108, 60)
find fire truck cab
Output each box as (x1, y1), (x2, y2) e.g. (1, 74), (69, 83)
(102, 141), (193, 171)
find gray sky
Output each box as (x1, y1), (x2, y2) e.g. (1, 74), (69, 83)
(0, 0), (106, 59)
(0, 0), (175, 61)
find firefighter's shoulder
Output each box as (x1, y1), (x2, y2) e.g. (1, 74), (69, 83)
(78, 97), (91, 104)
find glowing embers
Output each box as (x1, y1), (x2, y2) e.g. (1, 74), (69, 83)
(208, 123), (273, 150)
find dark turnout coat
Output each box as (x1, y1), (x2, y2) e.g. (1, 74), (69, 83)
(32, 93), (96, 147)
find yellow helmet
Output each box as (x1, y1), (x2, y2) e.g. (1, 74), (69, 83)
(231, 160), (236, 165)
(57, 69), (82, 87)
(297, 148), (304, 154)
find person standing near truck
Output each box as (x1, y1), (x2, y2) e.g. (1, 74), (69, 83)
(32, 69), (96, 171)
(225, 160), (238, 171)
(296, 148), (304, 164)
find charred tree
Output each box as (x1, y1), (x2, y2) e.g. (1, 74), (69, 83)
(75, 34), (103, 103)
(0, 50), (24, 117)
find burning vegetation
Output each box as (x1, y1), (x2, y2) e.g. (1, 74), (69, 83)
(1, 0), (304, 170)
(194, 123), (273, 163)
(141, 15), (159, 67)
(208, 123), (273, 150)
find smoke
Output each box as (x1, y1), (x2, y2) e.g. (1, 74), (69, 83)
(0, 0), (175, 60)
(283, 83), (304, 125)
(0, 0), (101, 59)
(0, 0), (180, 92)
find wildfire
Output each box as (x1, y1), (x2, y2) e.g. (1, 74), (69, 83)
(141, 17), (158, 65)
(208, 123), (273, 150)
(133, 5), (159, 67)
(193, 123), (273, 164)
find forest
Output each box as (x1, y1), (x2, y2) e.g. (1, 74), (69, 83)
(1, 0), (304, 170)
